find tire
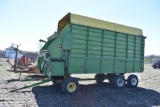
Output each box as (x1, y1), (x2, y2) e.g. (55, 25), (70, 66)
(51, 76), (64, 85)
(62, 77), (79, 94)
(52, 79), (63, 85)
(112, 75), (125, 89)
(127, 75), (138, 88)
(153, 66), (157, 69)
(106, 74), (116, 83)
(95, 73), (105, 83)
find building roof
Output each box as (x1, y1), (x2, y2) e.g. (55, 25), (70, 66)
(6, 46), (16, 50)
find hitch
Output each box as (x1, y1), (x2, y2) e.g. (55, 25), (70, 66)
(10, 79), (51, 92)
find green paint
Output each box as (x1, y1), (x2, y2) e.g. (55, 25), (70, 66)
(38, 20), (146, 77)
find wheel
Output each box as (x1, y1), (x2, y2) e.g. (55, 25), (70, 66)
(112, 75), (125, 89)
(127, 74), (138, 88)
(52, 79), (63, 85)
(106, 74), (116, 83)
(152, 65), (158, 69)
(153, 66), (157, 69)
(51, 76), (64, 85)
(95, 73), (105, 83)
(62, 77), (79, 94)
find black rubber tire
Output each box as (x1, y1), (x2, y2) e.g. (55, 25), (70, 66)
(52, 79), (63, 85)
(106, 74), (116, 83)
(51, 76), (64, 85)
(112, 75), (125, 89)
(153, 66), (157, 69)
(95, 73), (105, 83)
(62, 77), (79, 94)
(127, 74), (138, 88)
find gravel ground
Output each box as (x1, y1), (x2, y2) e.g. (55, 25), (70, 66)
(0, 58), (160, 107)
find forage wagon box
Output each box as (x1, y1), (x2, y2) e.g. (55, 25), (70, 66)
(36, 13), (146, 94)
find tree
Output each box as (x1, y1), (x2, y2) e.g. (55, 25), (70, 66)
(0, 50), (5, 57)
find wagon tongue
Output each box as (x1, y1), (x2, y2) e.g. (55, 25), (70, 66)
(10, 79), (51, 92)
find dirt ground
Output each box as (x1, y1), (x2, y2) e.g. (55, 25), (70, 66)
(0, 58), (160, 107)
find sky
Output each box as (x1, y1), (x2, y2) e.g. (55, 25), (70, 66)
(0, 0), (160, 55)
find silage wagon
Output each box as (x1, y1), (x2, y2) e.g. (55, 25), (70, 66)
(36, 13), (146, 94)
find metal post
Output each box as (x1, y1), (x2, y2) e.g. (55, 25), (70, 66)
(12, 43), (21, 71)
(14, 45), (18, 71)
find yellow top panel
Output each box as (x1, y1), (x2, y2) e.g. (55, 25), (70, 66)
(58, 13), (143, 36)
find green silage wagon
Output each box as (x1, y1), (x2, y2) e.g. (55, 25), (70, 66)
(38, 13), (146, 94)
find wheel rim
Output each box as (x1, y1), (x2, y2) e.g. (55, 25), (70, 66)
(117, 78), (124, 87)
(67, 82), (76, 92)
(131, 78), (138, 86)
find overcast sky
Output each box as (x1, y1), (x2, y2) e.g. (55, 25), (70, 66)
(0, 0), (160, 55)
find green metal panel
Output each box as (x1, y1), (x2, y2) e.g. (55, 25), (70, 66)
(67, 23), (145, 74)
(40, 39), (55, 51)
(117, 33), (127, 37)
(128, 38), (134, 43)
(37, 56), (44, 70)
(116, 41), (127, 45)
(71, 44), (86, 49)
(88, 50), (101, 55)
(126, 61), (134, 73)
(128, 42), (134, 46)
(116, 45), (126, 49)
(71, 49), (86, 54)
(134, 61), (141, 72)
(72, 39), (87, 45)
(104, 30), (115, 35)
(127, 46), (134, 51)
(72, 29), (87, 35)
(63, 33), (71, 49)
(69, 57), (85, 73)
(104, 38), (115, 44)
(116, 52), (126, 57)
(89, 32), (102, 37)
(104, 48), (114, 52)
(128, 54), (134, 58)
(50, 62), (65, 76)
(72, 34), (87, 40)
(103, 43), (115, 48)
(38, 20), (145, 77)
(88, 41), (101, 46)
(48, 37), (62, 58)
(136, 43), (141, 47)
(116, 49), (127, 53)
(104, 34), (115, 39)
(89, 28), (102, 33)
(101, 59), (114, 73)
(89, 36), (102, 42)
(72, 24), (87, 31)
(87, 59), (101, 73)
(103, 51), (115, 56)
(115, 60), (126, 73)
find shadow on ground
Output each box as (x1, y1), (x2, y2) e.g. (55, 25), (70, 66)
(32, 82), (160, 107)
